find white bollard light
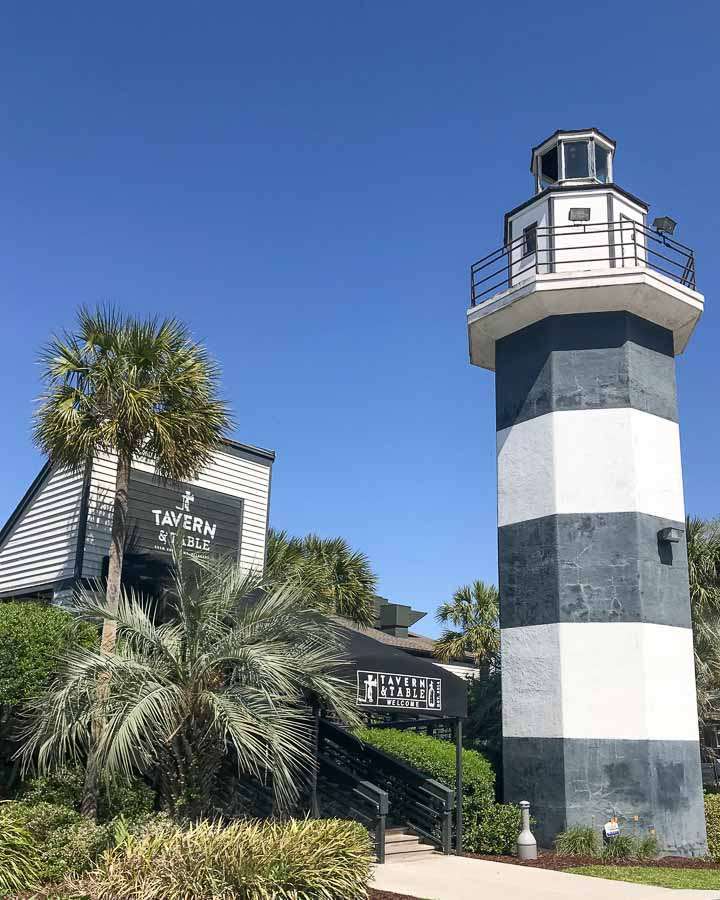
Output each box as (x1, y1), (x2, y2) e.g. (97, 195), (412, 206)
(517, 800), (537, 860)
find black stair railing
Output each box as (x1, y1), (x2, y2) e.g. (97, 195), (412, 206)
(315, 753), (389, 863)
(319, 719), (454, 855)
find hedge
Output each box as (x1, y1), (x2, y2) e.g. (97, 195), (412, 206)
(356, 726), (495, 816)
(0, 800), (112, 885)
(356, 727), (521, 853)
(0, 602), (98, 705)
(706, 793), (720, 860)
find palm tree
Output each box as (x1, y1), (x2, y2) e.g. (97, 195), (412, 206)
(687, 517), (720, 734)
(266, 529), (377, 626)
(434, 580), (500, 670)
(20, 554), (357, 816)
(34, 306), (231, 654)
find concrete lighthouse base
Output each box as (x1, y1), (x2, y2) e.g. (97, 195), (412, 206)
(503, 736), (707, 854)
(495, 311), (707, 856)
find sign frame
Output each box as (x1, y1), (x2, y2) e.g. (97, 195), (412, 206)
(356, 669), (443, 712)
(125, 468), (244, 564)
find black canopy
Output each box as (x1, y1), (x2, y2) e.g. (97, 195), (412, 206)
(335, 625), (467, 719)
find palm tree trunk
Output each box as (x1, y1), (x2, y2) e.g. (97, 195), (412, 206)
(81, 450), (132, 819)
(101, 450), (131, 652)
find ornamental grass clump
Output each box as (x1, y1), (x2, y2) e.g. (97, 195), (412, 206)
(600, 833), (638, 861)
(0, 815), (41, 897)
(86, 817), (373, 900)
(554, 825), (600, 857)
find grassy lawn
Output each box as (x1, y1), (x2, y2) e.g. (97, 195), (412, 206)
(564, 865), (720, 890)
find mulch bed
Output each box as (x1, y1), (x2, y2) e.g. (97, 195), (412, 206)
(369, 892), (423, 900)
(465, 851), (720, 870)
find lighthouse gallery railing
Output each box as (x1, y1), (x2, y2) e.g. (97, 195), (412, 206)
(469, 219), (696, 306)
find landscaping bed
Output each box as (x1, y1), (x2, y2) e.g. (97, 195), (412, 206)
(563, 866), (720, 889)
(370, 892), (425, 900)
(465, 850), (720, 870)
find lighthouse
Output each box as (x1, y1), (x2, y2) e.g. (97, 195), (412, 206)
(467, 129), (706, 854)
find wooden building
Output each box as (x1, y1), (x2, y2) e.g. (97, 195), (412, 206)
(0, 438), (274, 602)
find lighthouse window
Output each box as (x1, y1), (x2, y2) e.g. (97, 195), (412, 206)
(522, 223), (537, 257)
(540, 146), (558, 188)
(563, 141), (589, 179)
(595, 144), (609, 183)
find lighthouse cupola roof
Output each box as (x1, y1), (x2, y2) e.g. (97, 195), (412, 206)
(531, 128), (616, 194)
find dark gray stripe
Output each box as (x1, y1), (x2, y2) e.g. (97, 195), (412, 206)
(499, 512), (691, 628)
(503, 736), (706, 855)
(496, 312), (677, 430)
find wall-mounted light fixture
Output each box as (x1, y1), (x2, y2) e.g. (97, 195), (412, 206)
(569, 207), (591, 222)
(658, 526), (684, 543)
(652, 216), (677, 235)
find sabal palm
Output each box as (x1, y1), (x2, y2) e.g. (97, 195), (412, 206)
(21, 554), (357, 815)
(266, 529), (377, 626)
(687, 517), (720, 732)
(434, 580), (500, 668)
(33, 307), (231, 653)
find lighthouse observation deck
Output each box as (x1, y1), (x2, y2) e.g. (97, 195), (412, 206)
(466, 215), (703, 370)
(470, 219), (696, 306)
(467, 129), (704, 370)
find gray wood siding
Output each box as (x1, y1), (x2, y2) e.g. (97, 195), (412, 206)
(0, 465), (84, 596)
(82, 447), (272, 578)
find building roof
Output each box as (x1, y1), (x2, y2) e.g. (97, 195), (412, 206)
(336, 617), (472, 663)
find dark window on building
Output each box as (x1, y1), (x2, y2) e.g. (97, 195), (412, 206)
(595, 144), (609, 183)
(523, 223), (537, 257)
(563, 141), (589, 179)
(540, 146), (558, 188)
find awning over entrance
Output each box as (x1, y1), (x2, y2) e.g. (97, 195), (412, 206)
(336, 625), (468, 719)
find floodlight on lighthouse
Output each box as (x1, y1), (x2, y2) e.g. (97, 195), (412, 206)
(653, 215), (677, 235)
(568, 207), (591, 223)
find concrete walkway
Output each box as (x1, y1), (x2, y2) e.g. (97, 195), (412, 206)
(371, 855), (720, 899)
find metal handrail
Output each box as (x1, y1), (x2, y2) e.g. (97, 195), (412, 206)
(316, 753), (389, 863)
(469, 220), (696, 305)
(319, 720), (455, 855)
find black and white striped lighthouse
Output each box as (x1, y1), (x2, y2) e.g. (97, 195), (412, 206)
(467, 129), (707, 854)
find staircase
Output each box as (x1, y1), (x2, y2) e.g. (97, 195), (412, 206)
(316, 720), (455, 863)
(384, 827), (440, 862)
(227, 720), (456, 864)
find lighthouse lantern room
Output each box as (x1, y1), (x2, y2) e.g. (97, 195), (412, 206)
(467, 129), (707, 855)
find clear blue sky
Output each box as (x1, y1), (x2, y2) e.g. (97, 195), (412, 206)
(2, 1), (719, 636)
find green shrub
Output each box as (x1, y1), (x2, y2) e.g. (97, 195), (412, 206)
(0, 602), (98, 706)
(466, 802), (521, 854)
(356, 727), (494, 814)
(600, 833), (636, 861)
(22, 768), (85, 808)
(356, 727), (499, 854)
(0, 814), (41, 896)
(554, 825), (600, 857)
(636, 831), (659, 860)
(0, 800), (111, 882)
(706, 793), (720, 861)
(86, 817), (373, 899)
(22, 768), (155, 823)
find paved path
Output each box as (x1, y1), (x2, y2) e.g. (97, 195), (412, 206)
(371, 855), (720, 899)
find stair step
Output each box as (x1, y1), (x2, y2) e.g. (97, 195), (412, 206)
(385, 839), (437, 856)
(384, 846), (440, 862)
(385, 832), (423, 845)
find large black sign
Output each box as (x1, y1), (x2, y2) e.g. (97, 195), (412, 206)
(356, 670), (442, 711)
(126, 469), (243, 562)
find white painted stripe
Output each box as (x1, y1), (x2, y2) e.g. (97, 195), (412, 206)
(501, 622), (699, 742)
(497, 408), (685, 526)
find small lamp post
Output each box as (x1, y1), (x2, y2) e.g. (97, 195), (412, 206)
(517, 801), (537, 860)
